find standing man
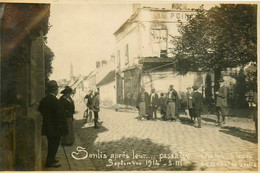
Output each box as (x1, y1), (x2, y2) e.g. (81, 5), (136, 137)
(186, 87), (195, 123)
(38, 80), (64, 168)
(93, 91), (100, 129)
(166, 85), (179, 121)
(84, 90), (95, 124)
(136, 87), (150, 121)
(149, 88), (159, 120)
(192, 86), (204, 128)
(215, 77), (228, 126)
(159, 93), (167, 121)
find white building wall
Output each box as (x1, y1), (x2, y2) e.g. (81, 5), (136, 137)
(96, 60), (116, 84)
(115, 25), (140, 71)
(99, 81), (116, 106)
(142, 71), (197, 94)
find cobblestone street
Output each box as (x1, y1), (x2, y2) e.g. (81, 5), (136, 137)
(48, 102), (258, 171)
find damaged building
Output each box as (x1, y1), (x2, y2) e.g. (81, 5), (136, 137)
(114, 5), (207, 106)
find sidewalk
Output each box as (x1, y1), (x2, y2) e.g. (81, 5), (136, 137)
(44, 133), (96, 171)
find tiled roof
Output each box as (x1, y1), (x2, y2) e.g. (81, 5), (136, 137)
(96, 70), (115, 87)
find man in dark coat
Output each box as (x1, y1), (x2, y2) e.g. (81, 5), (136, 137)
(84, 90), (95, 123)
(149, 88), (159, 120)
(186, 87), (195, 123)
(192, 86), (204, 128)
(136, 87), (150, 121)
(85, 90), (95, 109)
(38, 80), (64, 168)
(159, 93), (167, 120)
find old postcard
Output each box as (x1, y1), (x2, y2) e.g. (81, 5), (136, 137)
(0, 0), (258, 171)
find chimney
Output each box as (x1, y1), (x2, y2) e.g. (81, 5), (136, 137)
(172, 3), (187, 10)
(96, 61), (101, 68)
(101, 59), (107, 66)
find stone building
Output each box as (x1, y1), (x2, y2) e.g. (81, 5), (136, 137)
(114, 5), (208, 106)
(0, 3), (51, 170)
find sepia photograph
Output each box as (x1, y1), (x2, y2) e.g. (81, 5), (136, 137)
(0, 0), (258, 171)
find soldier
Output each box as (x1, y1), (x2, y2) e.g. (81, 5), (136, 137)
(215, 77), (228, 126)
(136, 87), (150, 121)
(38, 80), (65, 168)
(149, 88), (159, 120)
(186, 87), (195, 123)
(192, 86), (204, 128)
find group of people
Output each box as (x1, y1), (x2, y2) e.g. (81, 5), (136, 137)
(137, 85), (180, 121)
(136, 79), (230, 129)
(136, 84), (204, 127)
(38, 80), (75, 168)
(136, 85), (181, 122)
(84, 90), (100, 129)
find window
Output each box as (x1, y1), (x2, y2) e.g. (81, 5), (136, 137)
(117, 50), (121, 68)
(125, 44), (129, 65)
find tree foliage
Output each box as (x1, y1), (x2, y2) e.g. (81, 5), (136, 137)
(171, 4), (257, 75)
(44, 45), (54, 84)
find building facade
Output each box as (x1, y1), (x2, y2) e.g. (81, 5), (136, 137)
(0, 4), (51, 170)
(114, 6), (207, 106)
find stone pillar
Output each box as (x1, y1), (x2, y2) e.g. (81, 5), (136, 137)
(15, 33), (45, 170)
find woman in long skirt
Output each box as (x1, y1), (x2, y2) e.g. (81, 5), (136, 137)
(60, 86), (75, 146)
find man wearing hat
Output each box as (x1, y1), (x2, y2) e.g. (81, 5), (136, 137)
(186, 87), (195, 123)
(84, 90), (95, 124)
(149, 88), (159, 120)
(136, 87), (150, 121)
(215, 77), (228, 126)
(192, 86), (204, 128)
(166, 85), (180, 121)
(38, 80), (64, 168)
(92, 91), (100, 129)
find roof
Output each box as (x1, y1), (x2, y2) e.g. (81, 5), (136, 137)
(96, 70), (116, 87)
(114, 7), (195, 35)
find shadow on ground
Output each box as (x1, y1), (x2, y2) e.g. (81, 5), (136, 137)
(73, 119), (196, 171)
(179, 116), (195, 127)
(202, 117), (216, 123)
(219, 126), (257, 144)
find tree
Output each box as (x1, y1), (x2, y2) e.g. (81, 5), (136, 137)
(44, 45), (54, 85)
(233, 69), (248, 108)
(171, 4), (257, 93)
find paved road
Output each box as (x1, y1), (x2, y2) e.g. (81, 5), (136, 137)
(55, 102), (258, 171)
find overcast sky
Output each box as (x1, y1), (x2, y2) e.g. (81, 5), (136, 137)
(47, 2), (216, 80)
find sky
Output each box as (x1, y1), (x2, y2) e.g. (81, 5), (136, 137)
(47, 3), (133, 80)
(47, 2), (217, 81)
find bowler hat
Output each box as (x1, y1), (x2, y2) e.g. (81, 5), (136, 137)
(170, 85), (174, 88)
(192, 86), (199, 90)
(47, 80), (58, 91)
(61, 86), (72, 94)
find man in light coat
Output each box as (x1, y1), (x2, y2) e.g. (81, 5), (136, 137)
(149, 88), (159, 120)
